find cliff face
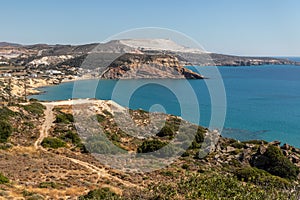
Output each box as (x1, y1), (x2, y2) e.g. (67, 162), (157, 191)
(100, 53), (204, 79)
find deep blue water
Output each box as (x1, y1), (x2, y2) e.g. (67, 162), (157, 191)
(30, 64), (300, 147)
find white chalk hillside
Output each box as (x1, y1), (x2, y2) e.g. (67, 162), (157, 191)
(119, 39), (205, 53)
(29, 55), (74, 66)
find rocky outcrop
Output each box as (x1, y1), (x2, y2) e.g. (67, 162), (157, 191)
(209, 138), (300, 172)
(100, 53), (204, 79)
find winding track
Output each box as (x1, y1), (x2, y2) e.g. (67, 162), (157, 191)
(35, 100), (140, 188)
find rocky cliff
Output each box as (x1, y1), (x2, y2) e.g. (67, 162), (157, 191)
(100, 53), (204, 79)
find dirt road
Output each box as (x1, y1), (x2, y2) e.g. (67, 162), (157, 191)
(34, 104), (55, 149)
(34, 100), (140, 189)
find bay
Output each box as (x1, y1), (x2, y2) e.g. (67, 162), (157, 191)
(30, 64), (300, 147)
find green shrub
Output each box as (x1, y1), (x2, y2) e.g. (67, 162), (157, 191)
(29, 98), (38, 102)
(0, 107), (15, 120)
(157, 126), (174, 137)
(24, 121), (34, 128)
(41, 137), (66, 149)
(39, 181), (60, 189)
(137, 140), (167, 153)
(103, 110), (113, 117)
(161, 171), (175, 177)
(151, 173), (294, 199)
(55, 113), (74, 124)
(242, 140), (268, 145)
(137, 140), (179, 157)
(22, 190), (35, 197)
(231, 142), (246, 149)
(182, 164), (189, 170)
(251, 145), (299, 180)
(265, 145), (299, 180)
(26, 194), (44, 200)
(111, 134), (120, 142)
(0, 120), (12, 143)
(235, 167), (290, 188)
(181, 151), (190, 157)
(85, 135), (123, 154)
(189, 127), (205, 149)
(96, 114), (106, 123)
(0, 173), (9, 184)
(76, 143), (89, 153)
(60, 131), (81, 144)
(195, 127), (205, 143)
(78, 187), (119, 200)
(22, 103), (45, 115)
(190, 141), (201, 149)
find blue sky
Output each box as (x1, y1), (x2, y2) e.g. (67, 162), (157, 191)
(0, 0), (299, 56)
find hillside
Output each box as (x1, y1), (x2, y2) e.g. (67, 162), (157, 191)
(0, 100), (300, 199)
(0, 39), (298, 70)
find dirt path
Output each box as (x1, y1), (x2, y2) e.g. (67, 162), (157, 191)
(34, 100), (140, 189)
(66, 157), (138, 188)
(34, 104), (55, 149)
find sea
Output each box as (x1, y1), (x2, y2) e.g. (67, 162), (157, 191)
(30, 60), (300, 147)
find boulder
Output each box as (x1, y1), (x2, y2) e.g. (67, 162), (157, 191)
(239, 148), (252, 163)
(290, 155), (300, 163)
(281, 143), (290, 150)
(259, 145), (267, 155)
(282, 150), (289, 156)
(226, 146), (236, 153)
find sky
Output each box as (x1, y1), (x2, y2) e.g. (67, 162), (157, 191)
(0, 0), (299, 56)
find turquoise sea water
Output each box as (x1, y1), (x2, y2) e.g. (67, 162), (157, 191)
(30, 64), (300, 147)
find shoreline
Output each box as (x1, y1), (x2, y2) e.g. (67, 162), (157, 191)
(18, 64), (300, 99)
(2, 75), (97, 99)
